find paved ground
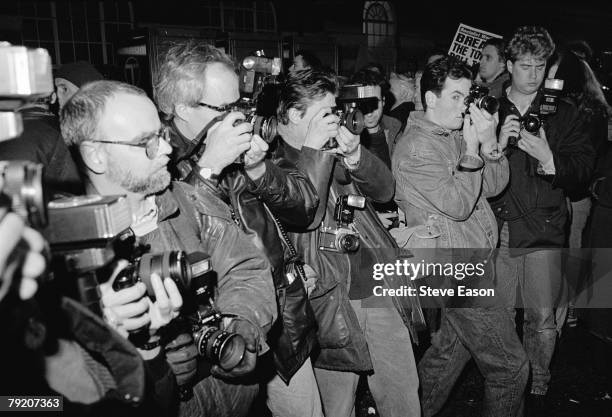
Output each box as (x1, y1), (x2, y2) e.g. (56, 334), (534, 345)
(356, 321), (612, 417)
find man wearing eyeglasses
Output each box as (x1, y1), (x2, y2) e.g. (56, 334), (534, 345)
(154, 41), (323, 417)
(60, 80), (277, 417)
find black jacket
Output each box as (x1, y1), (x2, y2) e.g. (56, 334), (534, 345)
(0, 107), (84, 196)
(279, 141), (419, 372)
(489, 92), (595, 248)
(168, 125), (319, 382)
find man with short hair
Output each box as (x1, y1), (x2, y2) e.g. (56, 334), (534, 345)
(154, 41), (323, 417)
(61, 80), (277, 417)
(277, 68), (421, 417)
(393, 56), (528, 417)
(477, 38), (509, 98)
(349, 68), (402, 163)
(491, 26), (595, 400)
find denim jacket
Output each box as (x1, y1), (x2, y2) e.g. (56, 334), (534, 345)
(392, 112), (509, 249)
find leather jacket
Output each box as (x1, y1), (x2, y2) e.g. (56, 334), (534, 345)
(168, 125), (319, 381)
(278, 140), (419, 372)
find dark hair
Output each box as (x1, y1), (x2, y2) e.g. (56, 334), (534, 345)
(350, 67), (390, 98)
(551, 48), (611, 120)
(482, 38), (506, 63)
(294, 50), (322, 70)
(277, 68), (337, 124)
(420, 55), (472, 110)
(506, 26), (555, 63)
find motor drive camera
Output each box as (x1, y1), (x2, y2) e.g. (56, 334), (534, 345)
(464, 85), (499, 115)
(319, 194), (366, 253)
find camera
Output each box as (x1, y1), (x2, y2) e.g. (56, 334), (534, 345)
(464, 85), (499, 114)
(319, 194), (366, 253)
(183, 258), (246, 371)
(44, 195), (135, 316)
(323, 84), (379, 149)
(540, 78), (564, 115)
(232, 99), (278, 144)
(0, 161), (47, 229)
(507, 113), (541, 147)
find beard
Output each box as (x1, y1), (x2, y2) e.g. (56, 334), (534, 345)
(107, 158), (171, 195)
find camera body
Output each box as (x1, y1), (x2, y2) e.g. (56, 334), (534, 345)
(507, 79), (563, 148)
(465, 85), (499, 114)
(232, 99), (278, 144)
(319, 194), (366, 253)
(508, 113), (542, 148)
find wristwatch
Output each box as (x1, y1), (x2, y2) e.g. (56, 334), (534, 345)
(199, 167), (219, 182)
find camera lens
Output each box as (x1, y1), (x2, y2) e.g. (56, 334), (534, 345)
(1, 161), (47, 228)
(342, 108), (365, 135)
(338, 233), (360, 253)
(194, 326), (246, 370)
(252, 115), (278, 143)
(138, 251), (191, 296)
(522, 115), (541, 134)
(478, 96), (499, 114)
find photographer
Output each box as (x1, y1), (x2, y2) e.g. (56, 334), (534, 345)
(154, 41), (323, 417)
(60, 80), (276, 417)
(275, 68), (420, 417)
(0, 207), (179, 415)
(490, 26), (595, 401)
(393, 55), (527, 417)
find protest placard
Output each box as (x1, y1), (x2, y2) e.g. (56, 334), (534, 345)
(448, 23), (502, 66)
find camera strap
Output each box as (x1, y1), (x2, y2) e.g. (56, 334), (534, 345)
(189, 114), (227, 165)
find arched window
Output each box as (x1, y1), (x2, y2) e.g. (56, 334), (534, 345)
(363, 1), (395, 48)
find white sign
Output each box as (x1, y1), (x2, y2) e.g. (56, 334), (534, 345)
(448, 23), (502, 66)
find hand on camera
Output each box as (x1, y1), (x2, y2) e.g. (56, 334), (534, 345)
(197, 111), (253, 174)
(99, 261), (183, 339)
(164, 332), (198, 387)
(303, 107), (340, 150)
(499, 115), (520, 151)
(518, 127), (553, 165)
(468, 104), (497, 145)
(334, 126), (361, 162)
(0, 212), (46, 301)
(243, 134), (269, 180)
(211, 318), (260, 378)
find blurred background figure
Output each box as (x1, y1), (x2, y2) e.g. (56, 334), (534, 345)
(385, 72), (416, 132)
(54, 61), (105, 110)
(289, 49), (322, 73)
(476, 38), (509, 98)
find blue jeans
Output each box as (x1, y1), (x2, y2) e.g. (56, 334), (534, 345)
(314, 299), (421, 417)
(497, 223), (564, 395)
(179, 376), (258, 417)
(418, 308), (529, 417)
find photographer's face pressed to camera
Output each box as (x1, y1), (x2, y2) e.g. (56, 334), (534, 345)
(97, 93), (172, 195)
(508, 54), (547, 96)
(189, 63), (240, 136)
(294, 92), (337, 146)
(427, 77), (471, 130)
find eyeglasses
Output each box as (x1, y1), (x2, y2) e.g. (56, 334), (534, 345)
(197, 100), (242, 113)
(90, 126), (170, 159)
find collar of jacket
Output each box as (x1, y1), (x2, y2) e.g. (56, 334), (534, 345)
(168, 120), (198, 162)
(272, 137), (301, 164)
(500, 87), (544, 116)
(60, 296), (146, 404)
(407, 111), (457, 138)
(154, 185), (181, 222)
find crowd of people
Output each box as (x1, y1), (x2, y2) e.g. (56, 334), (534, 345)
(0, 24), (610, 417)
